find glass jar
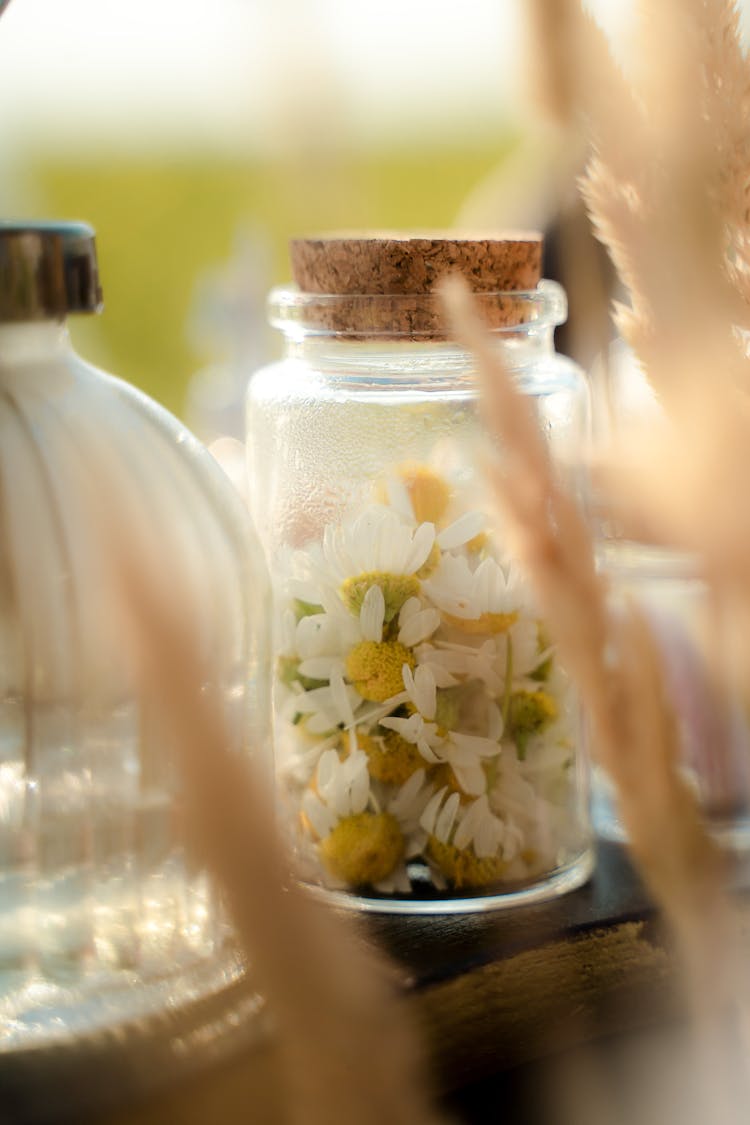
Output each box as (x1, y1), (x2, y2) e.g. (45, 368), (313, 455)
(0, 222), (269, 1048)
(246, 235), (594, 913)
(594, 542), (750, 851)
(590, 341), (750, 851)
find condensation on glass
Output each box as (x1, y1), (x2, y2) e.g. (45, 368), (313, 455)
(0, 222), (269, 1046)
(246, 235), (594, 913)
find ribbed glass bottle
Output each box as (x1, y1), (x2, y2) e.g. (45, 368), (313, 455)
(0, 222), (269, 1046)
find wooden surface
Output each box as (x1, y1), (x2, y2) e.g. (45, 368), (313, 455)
(1, 842), (690, 1125)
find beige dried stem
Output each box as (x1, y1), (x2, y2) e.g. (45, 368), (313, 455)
(111, 528), (444, 1125)
(439, 273), (732, 1014)
(575, 0), (750, 400)
(572, 0), (750, 681)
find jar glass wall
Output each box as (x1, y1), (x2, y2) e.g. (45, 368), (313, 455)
(247, 241), (594, 913)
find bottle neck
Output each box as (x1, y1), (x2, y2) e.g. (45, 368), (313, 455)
(283, 324), (557, 374)
(0, 319), (72, 364)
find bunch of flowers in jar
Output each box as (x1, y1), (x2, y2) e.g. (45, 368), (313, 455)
(274, 463), (579, 897)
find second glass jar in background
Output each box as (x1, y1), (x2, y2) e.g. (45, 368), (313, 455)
(246, 235), (594, 912)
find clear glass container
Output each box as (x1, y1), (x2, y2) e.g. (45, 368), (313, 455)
(590, 341), (750, 853)
(594, 540), (750, 851)
(0, 222), (270, 1048)
(246, 236), (594, 913)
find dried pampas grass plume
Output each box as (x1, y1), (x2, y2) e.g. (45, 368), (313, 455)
(114, 535), (444, 1125)
(439, 273), (733, 1017)
(572, 0), (750, 397)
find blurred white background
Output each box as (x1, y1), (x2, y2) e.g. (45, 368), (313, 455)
(0, 0), (637, 153)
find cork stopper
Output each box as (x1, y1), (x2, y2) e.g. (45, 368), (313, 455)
(287, 233), (543, 336)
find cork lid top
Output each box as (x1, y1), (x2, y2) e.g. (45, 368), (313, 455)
(289, 233), (543, 295)
(276, 232), (550, 337)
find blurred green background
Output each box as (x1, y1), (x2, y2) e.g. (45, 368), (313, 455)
(33, 143), (513, 419)
(1, 0), (551, 433)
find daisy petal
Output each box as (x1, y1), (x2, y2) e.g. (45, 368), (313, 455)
(330, 668), (355, 727)
(453, 798), (483, 851)
(450, 731), (501, 757)
(404, 521), (436, 573)
(420, 786), (448, 836)
(360, 584), (386, 642)
(302, 790), (335, 838)
(475, 815), (503, 859)
(435, 790), (461, 842)
(410, 664), (437, 720)
(297, 656), (342, 681)
(384, 475), (414, 520)
(436, 510), (485, 550)
(398, 607), (441, 647)
(451, 759), (487, 797)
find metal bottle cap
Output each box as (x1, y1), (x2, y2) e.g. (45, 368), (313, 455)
(0, 221), (103, 323)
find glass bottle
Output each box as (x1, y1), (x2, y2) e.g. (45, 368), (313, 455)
(246, 234), (594, 913)
(0, 222), (269, 1047)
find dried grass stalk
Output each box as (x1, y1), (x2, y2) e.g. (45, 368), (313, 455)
(439, 274), (732, 1014)
(114, 537), (444, 1125)
(574, 0), (750, 395)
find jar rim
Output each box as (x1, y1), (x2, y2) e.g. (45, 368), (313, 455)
(268, 279), (567, 339)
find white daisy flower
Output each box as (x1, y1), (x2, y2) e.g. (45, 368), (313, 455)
(421, 789), (514, 861)
(421, 553), (523, 632)
(396, 596), (442, 648)
(322, 505), (435, 583)
(295, 587), (440, 692)
(294, 609), (357, 665)
(379, 711), (443, 761)
(386, 661), (458, 720)
(301, 748), (409, 891)
(497, 618), (555, 680)
(302, 748), (370, 837)
(285, 669), (360, 735)
(442, 731), (502, 796)
(379, 462), (485, 550)
(380, 707), (500, 797)
(353, 587), (442, 649)
(416, 619), (553, 697)
(416, 637), (502, 695)
(283, 540), (341, 612)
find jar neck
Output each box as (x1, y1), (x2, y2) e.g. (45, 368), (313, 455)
(283, 324), (557, 371)
(269, 279), (568, 370)
(0, 319), (72, 364)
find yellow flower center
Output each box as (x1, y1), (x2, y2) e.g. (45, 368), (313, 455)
(398, 462), (452, 524)
(319, 812), (404, 886)
(345, 640), (415, 702)
(360, 728), (425, 785)
(425, 837), (507, 888)
(443, 610), (518, 635)
(340, 572), (420, 623)
(507, 688), (558, 758)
